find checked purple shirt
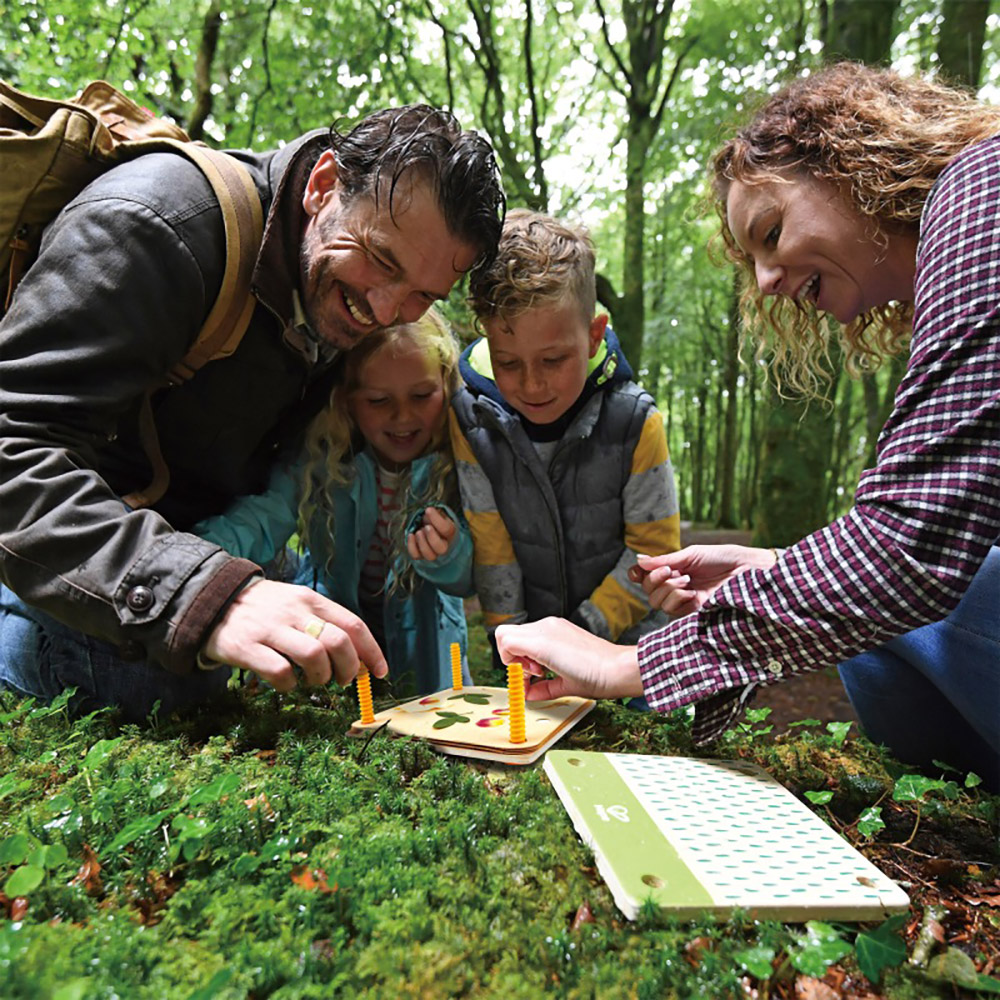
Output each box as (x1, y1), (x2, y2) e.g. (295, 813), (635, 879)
(638, 135), (1000, 743)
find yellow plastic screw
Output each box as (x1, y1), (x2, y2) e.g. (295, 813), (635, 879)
(357, 663), (375, 725)
(450, 642), (463, 690)
(507, 661), (526, 744)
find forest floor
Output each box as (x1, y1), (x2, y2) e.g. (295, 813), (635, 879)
(0, 538), (996, 998)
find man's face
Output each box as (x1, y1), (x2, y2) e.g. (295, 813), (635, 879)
(485, 304), (606, 425)
(300, 151), (478, 350)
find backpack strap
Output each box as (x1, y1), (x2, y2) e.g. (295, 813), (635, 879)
(121, 144), (264, 510)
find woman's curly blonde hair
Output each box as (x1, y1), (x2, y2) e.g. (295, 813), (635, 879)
(711, 61), (1000, 396)
(298, 307), (461, 593)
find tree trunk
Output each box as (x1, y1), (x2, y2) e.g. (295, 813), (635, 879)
(716, 277), (741, 527)
(936, 0), (990, 87)
(825, 0), (899, 64)
(753, 389), (836, 547)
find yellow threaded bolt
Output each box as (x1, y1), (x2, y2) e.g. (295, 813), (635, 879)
(507, 661), (526, 744)
(450, 642), (463, 690)
(357, 663), (375, 724)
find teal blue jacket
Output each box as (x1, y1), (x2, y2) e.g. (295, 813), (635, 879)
(194, 449), (472, 696)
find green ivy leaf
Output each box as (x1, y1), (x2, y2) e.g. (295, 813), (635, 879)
(789, 921), (852, 978)
(804, 790), (833, 805)
(734, 944), (776, 979)
(856, 806), (885, 839)
(825, 721), (852, 746)
(104, 810), (171, 854)
(893, 774), (947, 802)
(0, 833), (32, 866)
(787, 718), (822, 728)
(81, 737), (124, 771)
(854, 914), (906, 983)
(4, 863), (45, 897)
(188, 772), (242, 808)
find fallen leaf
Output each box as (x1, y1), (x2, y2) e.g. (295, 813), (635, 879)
(684, 936), (713, 967)
(571, 901), (595, 931)
(10, 897), (28, 921)
(70, 844), (103, 895)
(794, 975), (838, 1000)
(291, 865), (333, 894)
(243, 794), (276, 819)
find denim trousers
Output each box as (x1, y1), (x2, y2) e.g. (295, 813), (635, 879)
(838, 545), (1000, 790)
(0, 583), (230, 722)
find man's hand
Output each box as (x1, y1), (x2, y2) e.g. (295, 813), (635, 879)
(628, 544), (778, 618)
(494, 617), (643, 702)
(406, 506), (456, 563)
(201, 580), (388, 691)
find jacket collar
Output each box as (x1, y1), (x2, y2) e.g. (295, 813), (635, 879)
(250, 130), (337, 367)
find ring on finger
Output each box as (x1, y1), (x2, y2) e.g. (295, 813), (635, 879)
(303, 615), (327, 640)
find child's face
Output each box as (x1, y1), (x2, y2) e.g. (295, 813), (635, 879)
(349, 339), (447, 470)
(485, 303), (606, 425)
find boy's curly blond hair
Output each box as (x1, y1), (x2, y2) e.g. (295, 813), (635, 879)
(469, 208), (597, 326)
(711, 61), (1000, 397)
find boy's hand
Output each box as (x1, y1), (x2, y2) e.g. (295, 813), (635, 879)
(628, 545), (778, 618)
(406, 506), (456, 563)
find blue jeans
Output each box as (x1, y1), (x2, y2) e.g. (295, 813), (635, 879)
(0, 583), (230, 722)
(838, 545), (1000, 790)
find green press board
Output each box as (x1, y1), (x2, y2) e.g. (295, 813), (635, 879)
(543, 751), (909, 921)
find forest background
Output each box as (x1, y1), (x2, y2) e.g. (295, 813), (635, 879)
(5, 0), (997, 546)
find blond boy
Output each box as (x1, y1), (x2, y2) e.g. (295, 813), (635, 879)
(450, 209), (680, 648)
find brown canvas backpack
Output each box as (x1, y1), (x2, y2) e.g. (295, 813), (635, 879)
(1, 79), (265, 507)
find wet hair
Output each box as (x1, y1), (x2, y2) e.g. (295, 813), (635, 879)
(468, 208), (597, 327)
(329, 105), (506, 279)
(298, 307), (461, 594)
(711, 61), (1000, 396)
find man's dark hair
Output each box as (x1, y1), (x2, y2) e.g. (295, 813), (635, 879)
(329, 104), (505, 276)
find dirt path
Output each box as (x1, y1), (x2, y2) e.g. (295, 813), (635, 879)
(682, 524), (859, 734)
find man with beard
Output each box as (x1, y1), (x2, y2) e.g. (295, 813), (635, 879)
(0, 104), (504, 718)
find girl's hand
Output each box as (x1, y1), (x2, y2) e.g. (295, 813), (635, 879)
(406, 506), (456, 562)
(628, 544), (778, 618)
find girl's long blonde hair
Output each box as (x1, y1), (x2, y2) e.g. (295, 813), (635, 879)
(711, 61), (1000, 396)
(298, 306), (461, 592)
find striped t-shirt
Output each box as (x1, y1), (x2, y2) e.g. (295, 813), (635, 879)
(358, 463), (402, 640)
(637, 134), (1000, 743)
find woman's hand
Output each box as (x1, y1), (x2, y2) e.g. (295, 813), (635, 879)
(406, 506), (456, 562)
(629, 544), (778, 618)
(494, 617), (643, 701)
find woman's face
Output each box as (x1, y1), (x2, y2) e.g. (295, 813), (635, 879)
(725, 172), (917, 325)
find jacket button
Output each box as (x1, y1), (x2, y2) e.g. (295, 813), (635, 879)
(126, 586), (155, 612)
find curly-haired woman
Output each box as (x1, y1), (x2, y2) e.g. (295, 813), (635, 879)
(494, 63), (1000, 787)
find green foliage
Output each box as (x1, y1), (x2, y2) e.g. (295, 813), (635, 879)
(0, 638), (996, 998)
(855, 914), (907, 984)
